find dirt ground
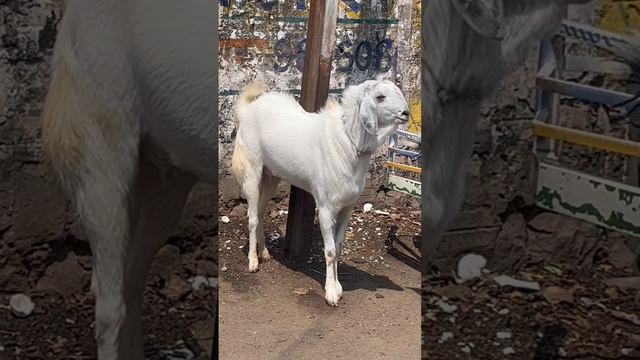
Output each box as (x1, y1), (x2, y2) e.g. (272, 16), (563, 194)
(218, 168), (422, 360)
(0, 230), (217, 359)
(423, 253), (640, 359)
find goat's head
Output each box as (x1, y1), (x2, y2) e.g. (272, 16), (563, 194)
(348, 80), (409, 136)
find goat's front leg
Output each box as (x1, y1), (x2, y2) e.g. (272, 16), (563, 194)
(333, 207), (353, 300)
(318, 206), (340, 306)
(422, 99), (480, 273)
(86, 153), (195, 359)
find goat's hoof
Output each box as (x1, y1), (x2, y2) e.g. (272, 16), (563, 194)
(336, 281), (343, 299)
(259, 248), (271, 262)
(248, 257), (259, 273)
(324, 287), (340, 306)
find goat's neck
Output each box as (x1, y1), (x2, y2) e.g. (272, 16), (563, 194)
(341, 112), (378, 160)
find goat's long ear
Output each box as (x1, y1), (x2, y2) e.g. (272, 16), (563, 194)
(358, 90), (378, 135)
(452, 0), (505, 40)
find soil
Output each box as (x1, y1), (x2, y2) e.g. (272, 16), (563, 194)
(0, 233), (217, 360)
(218, 164), (422, 360)
(423, 260), (640, 360)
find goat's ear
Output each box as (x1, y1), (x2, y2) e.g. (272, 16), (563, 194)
(358, 91), (378, 135)
(452, 0), (505, 40)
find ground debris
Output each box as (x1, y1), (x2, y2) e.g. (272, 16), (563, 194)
(493, 275), (540, 291)
(9, 294), (35, 317)
(542, 286), (574, 304)
(457, 253), (487, 281)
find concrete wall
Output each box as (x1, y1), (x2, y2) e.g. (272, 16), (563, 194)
(217, 0), (422, 164)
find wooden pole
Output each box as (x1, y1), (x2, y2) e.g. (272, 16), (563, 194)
(285, 0), (338, 260)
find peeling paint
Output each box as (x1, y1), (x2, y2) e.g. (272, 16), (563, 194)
(537, 164), (640, 236)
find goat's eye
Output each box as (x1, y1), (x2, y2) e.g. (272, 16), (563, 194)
(376, 95), (386, 101)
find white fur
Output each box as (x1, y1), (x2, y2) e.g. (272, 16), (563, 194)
(41, 1), (218, 359)
(421, 0), (594, 271)
(232, 80), (409, 306)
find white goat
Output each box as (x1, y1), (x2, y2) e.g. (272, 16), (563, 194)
(41, 0), (218, 359)
(232, 80), (409, 306)
(421, 0), (594, 272)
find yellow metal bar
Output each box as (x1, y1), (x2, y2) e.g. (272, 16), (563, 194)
(385, 161), (421, 173)
(532, 120), (640, 157)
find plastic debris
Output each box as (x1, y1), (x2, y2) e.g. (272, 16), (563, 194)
(493, 275), (540, 291)
(9, 294), (35, 317)
(457, 254), (487, 281)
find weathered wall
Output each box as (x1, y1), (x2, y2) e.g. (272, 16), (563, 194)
(217, 0), (422, 165)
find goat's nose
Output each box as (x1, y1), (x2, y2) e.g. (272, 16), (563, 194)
(401, 110), (409, 117)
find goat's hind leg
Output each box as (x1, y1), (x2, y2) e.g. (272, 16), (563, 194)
(256, 171), (280, 262)
(75, 150), (194, 360)
(237, 162), (264, 272)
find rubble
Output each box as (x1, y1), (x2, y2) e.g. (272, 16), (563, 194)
(493, 275), (540, 291)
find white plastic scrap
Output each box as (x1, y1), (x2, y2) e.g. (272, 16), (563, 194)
(9, 294), (35, 317)
(436, 299), (458, 314)
(457, 254), (487, 281)
(220, 216), (230, 224)
(493, 275), (540, 291)
(189, 276), (218, 291)
(440, 332), (454, 342)
(363, 203), (373, 212)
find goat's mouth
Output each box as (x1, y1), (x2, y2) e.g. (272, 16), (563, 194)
(396, 116), (409, 124)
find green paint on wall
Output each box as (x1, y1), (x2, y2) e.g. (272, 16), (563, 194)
(388, 182), (421, 198)
(537, 186), (640, 235)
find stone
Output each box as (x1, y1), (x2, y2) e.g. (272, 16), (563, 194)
(229, 204), (246, 218)
(36, 252), (87, 298)
(444, 228), (498, 258)
(150, 245), (182, 282)
(606, 235), (634, 270)
(293, 288), (309, 295)
(162, 274), (191, 300)
(220, 175), (242, 201)
(603, 277), (640, 290)
(9, 293), (35, 317)
(542, 286), (574, 304)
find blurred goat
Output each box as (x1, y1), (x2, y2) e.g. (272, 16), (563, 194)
(41, 0), (218, 358)
(421, 0), (594, 271)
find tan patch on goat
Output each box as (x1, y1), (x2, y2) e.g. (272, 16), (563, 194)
(235, 81), (267, 123)
(323, 98), (341, 117)
(231, 140), (256, 183)
(41, 60), (87, 183)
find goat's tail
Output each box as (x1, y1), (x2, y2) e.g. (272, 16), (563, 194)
(235, 81), (266, 123)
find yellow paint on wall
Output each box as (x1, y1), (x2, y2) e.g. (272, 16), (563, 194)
(408, 98), (421, 134)
(599, 0), (640, 33)
(339, 2), (361, 19)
